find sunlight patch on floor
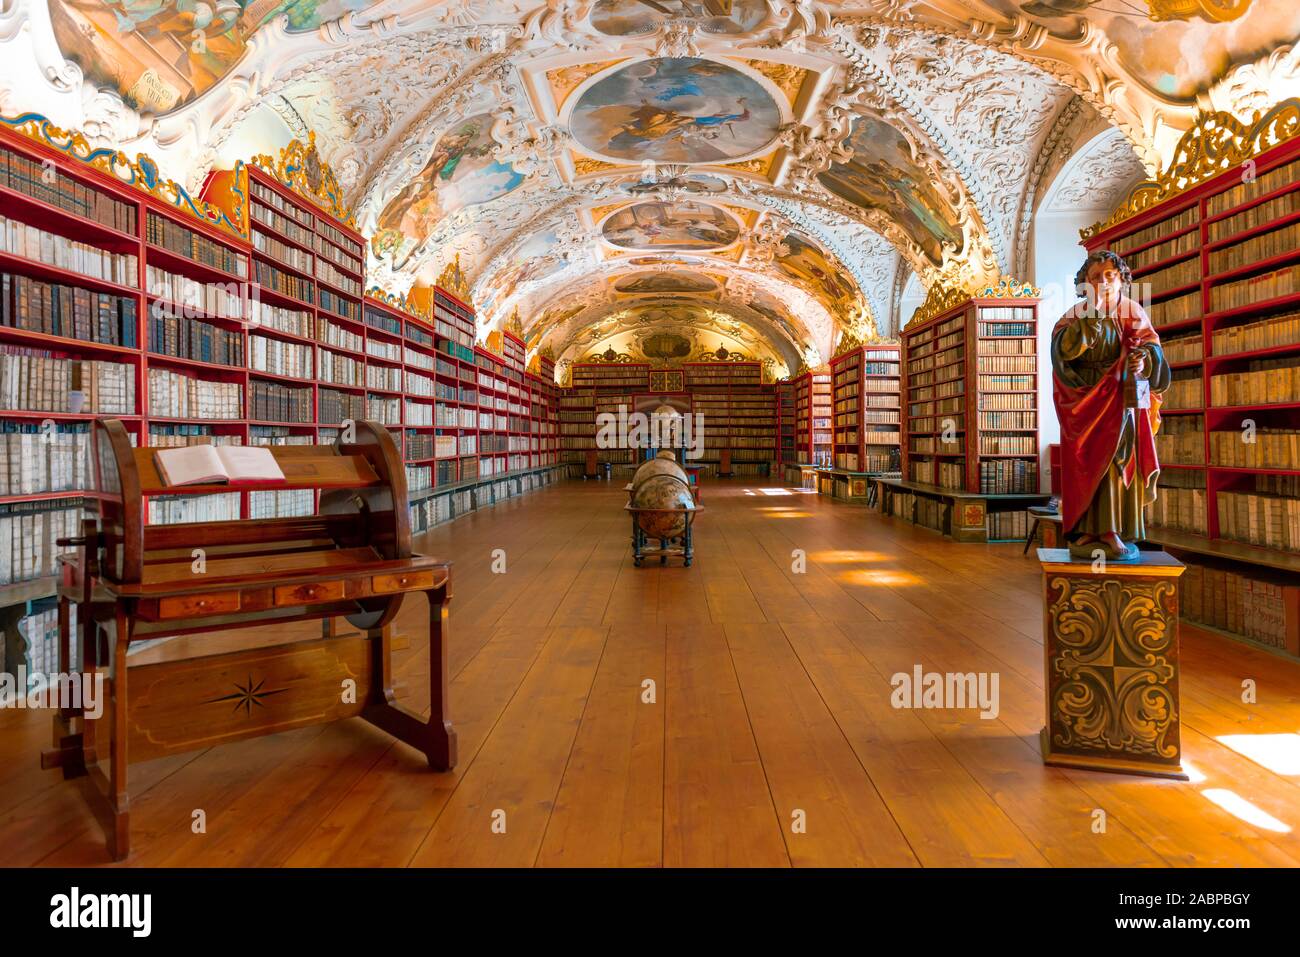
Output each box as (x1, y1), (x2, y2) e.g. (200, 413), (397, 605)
(1215, 734), (1300, 776)
(1200, 789), (1290, 833)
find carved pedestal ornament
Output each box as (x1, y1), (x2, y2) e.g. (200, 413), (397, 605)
(1038, 549), (1187, 779)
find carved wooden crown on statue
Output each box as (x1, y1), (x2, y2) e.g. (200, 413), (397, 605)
(1081, 97), (1300, 240)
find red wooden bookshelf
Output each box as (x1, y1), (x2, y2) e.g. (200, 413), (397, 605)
(1083, 106), (1300, 571)
(831, 342), (901, 474)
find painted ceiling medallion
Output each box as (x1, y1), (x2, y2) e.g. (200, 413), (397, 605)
(569, 57), (782, 165)
(601, 200), (739, 250)
(615, 271), (717, 294)
(819, 115), (965, 268)
(374, 112), (524, 264)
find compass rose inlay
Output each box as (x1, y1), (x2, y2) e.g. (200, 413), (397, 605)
(204, 674), (290, 717)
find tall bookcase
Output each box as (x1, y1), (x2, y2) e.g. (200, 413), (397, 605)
(792, 371), (832, 468)
(1082, 100), (1300, 656)
(557, 360), (776, 478)
(776, 380), (796, 470)
(831, 342), (901, 473)
(885, 286), (1046, 542)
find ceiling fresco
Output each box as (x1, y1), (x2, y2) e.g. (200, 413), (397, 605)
(600, 200), (740, 251)
(11, 0), (1300, 376)
(568, 57), (784, 165)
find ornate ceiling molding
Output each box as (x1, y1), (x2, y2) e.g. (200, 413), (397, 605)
(1082, 98), (1300, 240)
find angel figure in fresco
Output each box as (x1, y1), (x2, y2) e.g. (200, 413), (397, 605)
(1051, 250), (1170, 562)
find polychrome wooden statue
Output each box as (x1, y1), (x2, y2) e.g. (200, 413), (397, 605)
(1050, 250), (1170, 561)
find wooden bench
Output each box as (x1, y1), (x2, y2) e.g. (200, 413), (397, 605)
(44, 419), (455, 861)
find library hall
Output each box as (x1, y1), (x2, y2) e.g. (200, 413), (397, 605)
(4, 0), (1300, 899)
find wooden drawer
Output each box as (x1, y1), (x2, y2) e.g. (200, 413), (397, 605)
(158, 591), (241, 619)
(274, 580), (346, 607)
(371, 570), (435, 594)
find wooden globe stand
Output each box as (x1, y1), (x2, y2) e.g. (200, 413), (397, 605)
(625, 504), (702, 567)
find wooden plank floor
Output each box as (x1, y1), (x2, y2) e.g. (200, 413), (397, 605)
(5, 477), (1300, 867)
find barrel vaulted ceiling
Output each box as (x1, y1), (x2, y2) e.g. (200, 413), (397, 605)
(5, 0), (1298, 375)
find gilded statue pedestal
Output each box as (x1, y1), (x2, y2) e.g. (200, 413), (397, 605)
(1037, 548), (1187, 780)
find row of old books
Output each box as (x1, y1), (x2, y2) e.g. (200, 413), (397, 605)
(146, 212), (245, 277)
(1126, 229), (1198, 271)
(1211, 309), (1300, 356)
(0, 500), (81, 584)
(0, 144), (136, 234)
(252, 227), (313, 274)
(251, 300), (312, 339)
(250, 179), (314, 227)
(1213, 262), (1300, 311)
(1208, 186), (1300, 243)
(1181, 560), (1299, 656)
(406, 465), (433, 492)
(248, 489), (314, 520)
(314, 230), (362, 274)
(318, 349), (362, 387)
(978, 337), (1033, 355)
(1208, 219), (1300, 275)
(0, 351), (134, 413)
(1209, 357), (1300, 406)
(249, 333), (313, 380)
(1116, 205), (1198, 252)
(148, 367), (242, 419)
(1146, 484), (1208, 535)
(986, 510), (1030, 540)
(249, 378), (311, 423)
(1209, 427), (1300, 468)
(147, 492), (240, 525)
(0, 425), (89, 494)
(1, 215), (138, 285)
(148, 315), (242, 366)
(1165, 374), (1203, 409)
(5, 604), (81, 688)
(250, 199), (312, 247)
(979, 410), (1035, 429)
(1145, 258), (1201, 294)
(147, 265), (242, 320)
(1155, 415), (1203, 464)
(1162, 334), (1203, 364)
(979, 457), (1038, 494)
(1149, 290), (1199, 328)
(318, 287), (360, 322)
(366, 395), (400, 424)
(976, 373), (1033, 391)
(977, 356), (1035, 374)
(316, 258), (360, 296)
(1207, 156), (1300, 216)
(2, 273), (138, 347)
(1218, 486), (1300, 552)
(149, 424), (241, 447)
(254, 259), (315, 306)
(979, 434), (1036, 455)
(979, 392), (1033, 410)
(320, 387), (364, 424)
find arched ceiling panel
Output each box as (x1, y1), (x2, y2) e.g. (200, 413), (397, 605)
(9, 0), (1299, 375)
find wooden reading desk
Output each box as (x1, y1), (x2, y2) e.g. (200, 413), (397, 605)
(44, 420), (455, 860)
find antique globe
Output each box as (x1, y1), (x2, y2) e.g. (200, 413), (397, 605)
(630, 473), (696, 540)
(632, 453), (688, 488)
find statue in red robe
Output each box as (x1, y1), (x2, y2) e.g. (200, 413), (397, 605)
(1051, 251), (1170, 561)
